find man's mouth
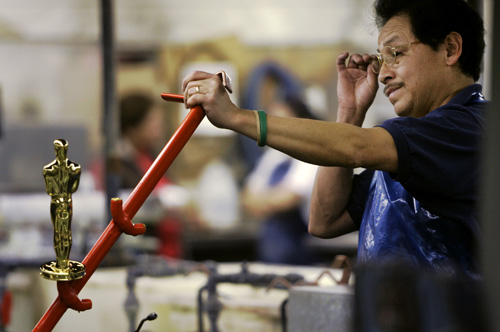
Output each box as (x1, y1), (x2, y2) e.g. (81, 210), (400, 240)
(384, 83), (404, 98)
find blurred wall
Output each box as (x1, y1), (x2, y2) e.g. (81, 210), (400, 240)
(0, 0), (383, 161)
(0, 0), (491, 197)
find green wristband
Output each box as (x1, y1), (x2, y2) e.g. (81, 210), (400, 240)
(257, 110), (267, 147)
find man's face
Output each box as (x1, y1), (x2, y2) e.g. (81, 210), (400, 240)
(377, 15), (448, 118)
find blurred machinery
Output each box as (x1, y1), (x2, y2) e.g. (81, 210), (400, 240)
(122, 256), (354, 332)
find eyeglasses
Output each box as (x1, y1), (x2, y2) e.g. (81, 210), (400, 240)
(371, 41), (420, 74)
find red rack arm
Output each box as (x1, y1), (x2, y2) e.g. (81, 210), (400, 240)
(33, 97), (203, 332)
(160, 93), (185, 103)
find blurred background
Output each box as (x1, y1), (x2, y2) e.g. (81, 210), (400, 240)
(0, 0), (493, 331)
(0, 0), (392, 262)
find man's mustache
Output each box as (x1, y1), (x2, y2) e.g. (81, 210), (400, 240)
(384, 82), (405, 96)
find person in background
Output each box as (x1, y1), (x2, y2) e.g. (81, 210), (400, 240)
(113, 93), (185, 258)
(181, 0), (486, 279)
(118, 93), (165, 189)
(242, 96), (320, 265)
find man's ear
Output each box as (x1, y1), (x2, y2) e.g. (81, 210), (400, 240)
(445, 32), (463, 66)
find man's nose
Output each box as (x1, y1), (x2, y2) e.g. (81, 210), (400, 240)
(378, 62), (394, 84)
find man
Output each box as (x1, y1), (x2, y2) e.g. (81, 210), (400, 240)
(182, 0), (486, 278)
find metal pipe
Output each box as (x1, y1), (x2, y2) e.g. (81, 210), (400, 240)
(480, 0), (500, 330)
(100, 0), (120, 222)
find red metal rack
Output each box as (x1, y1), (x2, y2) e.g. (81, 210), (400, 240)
(33, 94), (201, 332)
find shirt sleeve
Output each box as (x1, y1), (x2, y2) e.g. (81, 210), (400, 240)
(379, 105), (483, 220)
(281, 159), (318, 198)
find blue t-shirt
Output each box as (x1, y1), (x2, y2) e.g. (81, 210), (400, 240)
(347, 84), (487, 278)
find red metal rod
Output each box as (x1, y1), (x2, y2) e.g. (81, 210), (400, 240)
(33, 97), (203, 332)
(161, 93), (185, 103)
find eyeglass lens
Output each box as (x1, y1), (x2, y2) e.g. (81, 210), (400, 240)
(370, 46), (396, 74)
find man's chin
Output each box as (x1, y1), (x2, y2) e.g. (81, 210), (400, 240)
(393, 103), (411, 117)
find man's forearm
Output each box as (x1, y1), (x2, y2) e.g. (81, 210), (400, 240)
(230, 109), (396, 171)
(308, 166), (357, 238)
(305, 103), (369, 238)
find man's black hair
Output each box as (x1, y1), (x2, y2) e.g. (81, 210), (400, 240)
(374, 0), (485, 81)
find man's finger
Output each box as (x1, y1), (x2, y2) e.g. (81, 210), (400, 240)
(182, 71), (213, 92)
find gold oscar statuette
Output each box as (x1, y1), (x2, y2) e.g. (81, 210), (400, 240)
(40, 139), (86, 281)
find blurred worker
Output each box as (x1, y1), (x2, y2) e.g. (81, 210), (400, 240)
(94, 92), (185, 258)
(121, 93), (186, 258)
(181, 0), (486, 279)
(118, 93), (165, 189)
(242, 96), (319, 265)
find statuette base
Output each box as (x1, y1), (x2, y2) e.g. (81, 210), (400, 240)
(40, 260), (86, 281)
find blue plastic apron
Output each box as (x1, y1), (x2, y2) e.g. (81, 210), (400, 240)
(357, 171), (478, 279)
